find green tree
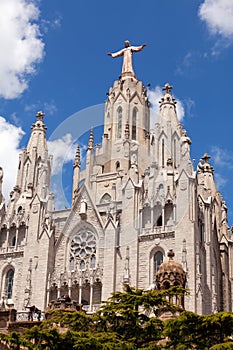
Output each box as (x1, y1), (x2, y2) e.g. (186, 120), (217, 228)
(98, 284), (186, 348)
(163, 311), (233, 349)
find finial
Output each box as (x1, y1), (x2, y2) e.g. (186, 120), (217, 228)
(36, 111), (45, 121)
(87, 129), (94, 150)
(167, 249), (175, 260)
(201, 153), (211, 163)
(162, 83), (173, 94)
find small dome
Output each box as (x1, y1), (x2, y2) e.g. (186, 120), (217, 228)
(156, 249), (186, 289)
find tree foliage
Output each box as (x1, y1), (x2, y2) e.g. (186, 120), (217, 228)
(0, 286), (233, 349)
(163, 311), (233, 349)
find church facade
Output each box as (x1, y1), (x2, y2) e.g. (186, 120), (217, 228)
(0, 44), (232, 316)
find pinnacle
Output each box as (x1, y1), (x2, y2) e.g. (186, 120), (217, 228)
(87, 129), (94, 150)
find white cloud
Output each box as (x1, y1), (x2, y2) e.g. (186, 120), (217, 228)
(0, 117), (25, 200)
(199, 0), (233, 38)
(214, 172), (228, 189)
(210, 146), (233, 169)
(209, 146), (233, 190)
(148, 85), (185, 126)
(24, 100), (57, 115)
(48, 134), (76, 175)
(0, 0), (45, 99)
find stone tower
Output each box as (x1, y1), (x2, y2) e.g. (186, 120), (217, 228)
(0, 112), (54, 311)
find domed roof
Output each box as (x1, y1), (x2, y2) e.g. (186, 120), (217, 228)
(156, 249), (186, 289)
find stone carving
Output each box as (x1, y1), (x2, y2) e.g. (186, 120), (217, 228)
(181, 129), (192, 160)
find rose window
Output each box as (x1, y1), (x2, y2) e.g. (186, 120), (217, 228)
(70, 231), (96, 269)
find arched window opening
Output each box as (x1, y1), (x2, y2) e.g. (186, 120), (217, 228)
(18, 225), (26, 246)
(157, 215), (162, 226)
(12, 236), (16, 247)
(199, 219), (204, 243)
(142, 206), (151, 228)
(174, 139), (176, 168)
(5, 269), (14, 299)
(164, 203), (173, 226)
(162, 139), (165, 168)
(91, 255), (96, 269)
(100, 193), (111, 204)
(154, 251), (163, 273)
(163, 281), (170, 290)
(80, 260), (85, 270)
(17, 206), (23, 214)
(132, 108), (137, 140)
(0, 227), (7, 247)
(9, 227), (16, 247)
(158, 184), (164, 197)
(117, 107), (122, 139)
(153, 203), (162, 227)
(70, 257), (74, 271)
(116, 161), (120, 171)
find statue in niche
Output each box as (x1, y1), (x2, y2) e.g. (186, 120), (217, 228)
(130, 152), (137, 167)
(181, 129), (192, 160)
(221, 201), (228, 225)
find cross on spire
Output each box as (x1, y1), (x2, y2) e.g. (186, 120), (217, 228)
(202, 153), (211, 163)
(162, 83), (173, 94)
(36, 111), (45, 121)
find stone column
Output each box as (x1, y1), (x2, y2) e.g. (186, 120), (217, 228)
(162, 207), (165, 229)
(6, 228), (9, 252)
(15, 226), (19, 250)
(79, 278), (82, 304)
(89, 277), (93, 312)
(68, 277), (71, 298)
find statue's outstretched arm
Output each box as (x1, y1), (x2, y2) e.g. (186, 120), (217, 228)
(107, 48), (125, 58)
(131, 44), (147, 52)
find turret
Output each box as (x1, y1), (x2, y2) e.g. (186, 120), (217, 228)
(7, 111), (52, 216)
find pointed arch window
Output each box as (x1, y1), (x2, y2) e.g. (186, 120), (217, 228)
(154, 251), (163, 273)
(5, 269), (14, 299)
(174, 139), (176, 168)
(91, 255), (96, 269)
(162, 139), (165, 168)
(117, 107), (122, 139)
(100, 193), (111, 204)
(132, 107), (137, 140)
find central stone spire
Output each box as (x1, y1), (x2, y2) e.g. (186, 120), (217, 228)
(107, 40), (146, 78)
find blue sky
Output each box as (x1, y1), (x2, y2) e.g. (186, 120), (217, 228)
(0, 0), (233, 223)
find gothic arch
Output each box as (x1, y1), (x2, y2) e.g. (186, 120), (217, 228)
(100, 193), (111, 204)
(142, 205), (151, 228)
(153, 201), (162, 227)
(164, 202), (173, 226)
(1, 265), (15, 302)
(117, 106), (122, 139)
(132, 107), (137, 140)
(149, 247), (165, 285)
